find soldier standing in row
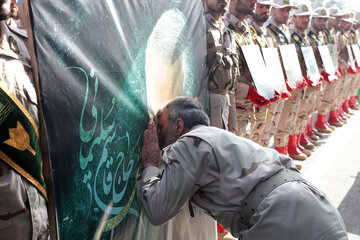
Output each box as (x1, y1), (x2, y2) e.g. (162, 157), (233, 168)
(224, 0), (270, 139)
(346, 12), (360, 112)
(337, 14), (354, 122)
(285, 3), (312, 161)
(204, 0), (238, 132)
(246, 0), (280, 144)
(349, 12), (360, 110)
(262, 0), (297, 149)
(326, 7), (349, 126)
(313, 8), (340, 134)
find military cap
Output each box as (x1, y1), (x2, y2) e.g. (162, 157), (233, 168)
(313, 7), (335, 19)
(328, 6), (349, 17)
(272, 0), (298, 9)
(292, 3), (317, 16)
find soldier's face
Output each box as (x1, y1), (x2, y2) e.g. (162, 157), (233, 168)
(156, 110), (177, 149)
(339, 20), (351, 31)
(0, 0), (11, 21)
(205, 0), (229, 14)
(253, 3), (271, 23)
(273, 7), (291, 25)
(313, 17), (327, 31)
(294, 15), (310, 32)
(235, 0), (256, 15)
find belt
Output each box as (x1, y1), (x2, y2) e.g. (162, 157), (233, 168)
(239, 168), (303, 227)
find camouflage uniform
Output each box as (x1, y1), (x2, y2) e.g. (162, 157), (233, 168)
(205, 12), (238, 130)
(223, 12), (256, 138)
(246, 16), (273, 144)
(138, 125), (348, 239)
(318, 28), (340, 115)
(261, 18), (288, 147)
(348, 29), (360, 99)
(338, 30), (351, 108)
(278, 27), (306, 141)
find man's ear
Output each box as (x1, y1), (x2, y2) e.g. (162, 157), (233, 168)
(174, 118), (186, 137)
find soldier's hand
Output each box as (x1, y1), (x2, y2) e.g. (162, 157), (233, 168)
(141, 122), (161, 168)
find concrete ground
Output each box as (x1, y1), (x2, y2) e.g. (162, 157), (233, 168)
(298, 109), (360, 240)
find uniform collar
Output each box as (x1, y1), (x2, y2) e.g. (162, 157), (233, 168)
(224, 12), (248, 33)
(247, 16), (266, 35)
(290, 26), (306, 39)
(205, 12), (223, 31)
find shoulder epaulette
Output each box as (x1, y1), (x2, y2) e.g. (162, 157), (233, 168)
(228, 23), (247, 47)
(308, 30), (322, 46)
(291, 32), (307, 48)
(267, 24), (289, 45)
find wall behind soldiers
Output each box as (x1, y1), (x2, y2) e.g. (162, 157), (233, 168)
(29, 0), (207, 239)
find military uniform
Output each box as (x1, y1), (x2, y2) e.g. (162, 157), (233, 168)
(305, 26), (333, 135)
(348, 28), (360, 108)
(138, 125), (348, 240)
(205, 12), (239, 131)
(223, 12), (256, 139)
(261, 18), (288, 147)
(338, 28), (352, 117)
(246, 16), (274, 144)
(318, 27), (341, 117)
(0, 20), (49, 240)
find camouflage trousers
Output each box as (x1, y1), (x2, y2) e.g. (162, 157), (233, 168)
(296, 87), (317, 135)
(275, 89), (304, 147)
(315, 85), (323, 111)
(209, 93), (230, 130)
(234, 97), (254, 139)
(333, 75), (347, 109)
(330, 78), (343, 111)
(250, 105), (269, 144)
(318, 81), (338, 115)
(349, 74), (360, 97)
(260, 100), (285, 147)
(341, 73), (353, 102)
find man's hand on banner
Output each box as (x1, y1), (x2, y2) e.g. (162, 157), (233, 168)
(142, 122), (161, 168)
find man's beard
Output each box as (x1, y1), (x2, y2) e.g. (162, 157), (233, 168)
(236, 7), (254, 16)
(236, 1), (254, 16)
(253, 13), (269, 23)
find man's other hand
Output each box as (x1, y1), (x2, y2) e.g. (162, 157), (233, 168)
(141, 122), (161, 168)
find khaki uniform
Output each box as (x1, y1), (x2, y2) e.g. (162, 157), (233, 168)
(318, 28), (340, 115)
(294, 26), (324, 135)
(246, 16), (273, 145)
(338, 30), (351, 106)
(205, 13), (238, 130)
(223, 12), (256, 138)
(0, 20), (49, 240)
(138, 125), (348, 239)
(261, 18), (288, 147)
(349, 29), (360, 98)
(273, 27), (306, 144)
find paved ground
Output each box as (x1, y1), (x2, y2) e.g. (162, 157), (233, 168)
(298, 110), (360, 240)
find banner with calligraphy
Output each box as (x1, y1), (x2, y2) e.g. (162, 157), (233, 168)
(30, 0), (208, 239)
